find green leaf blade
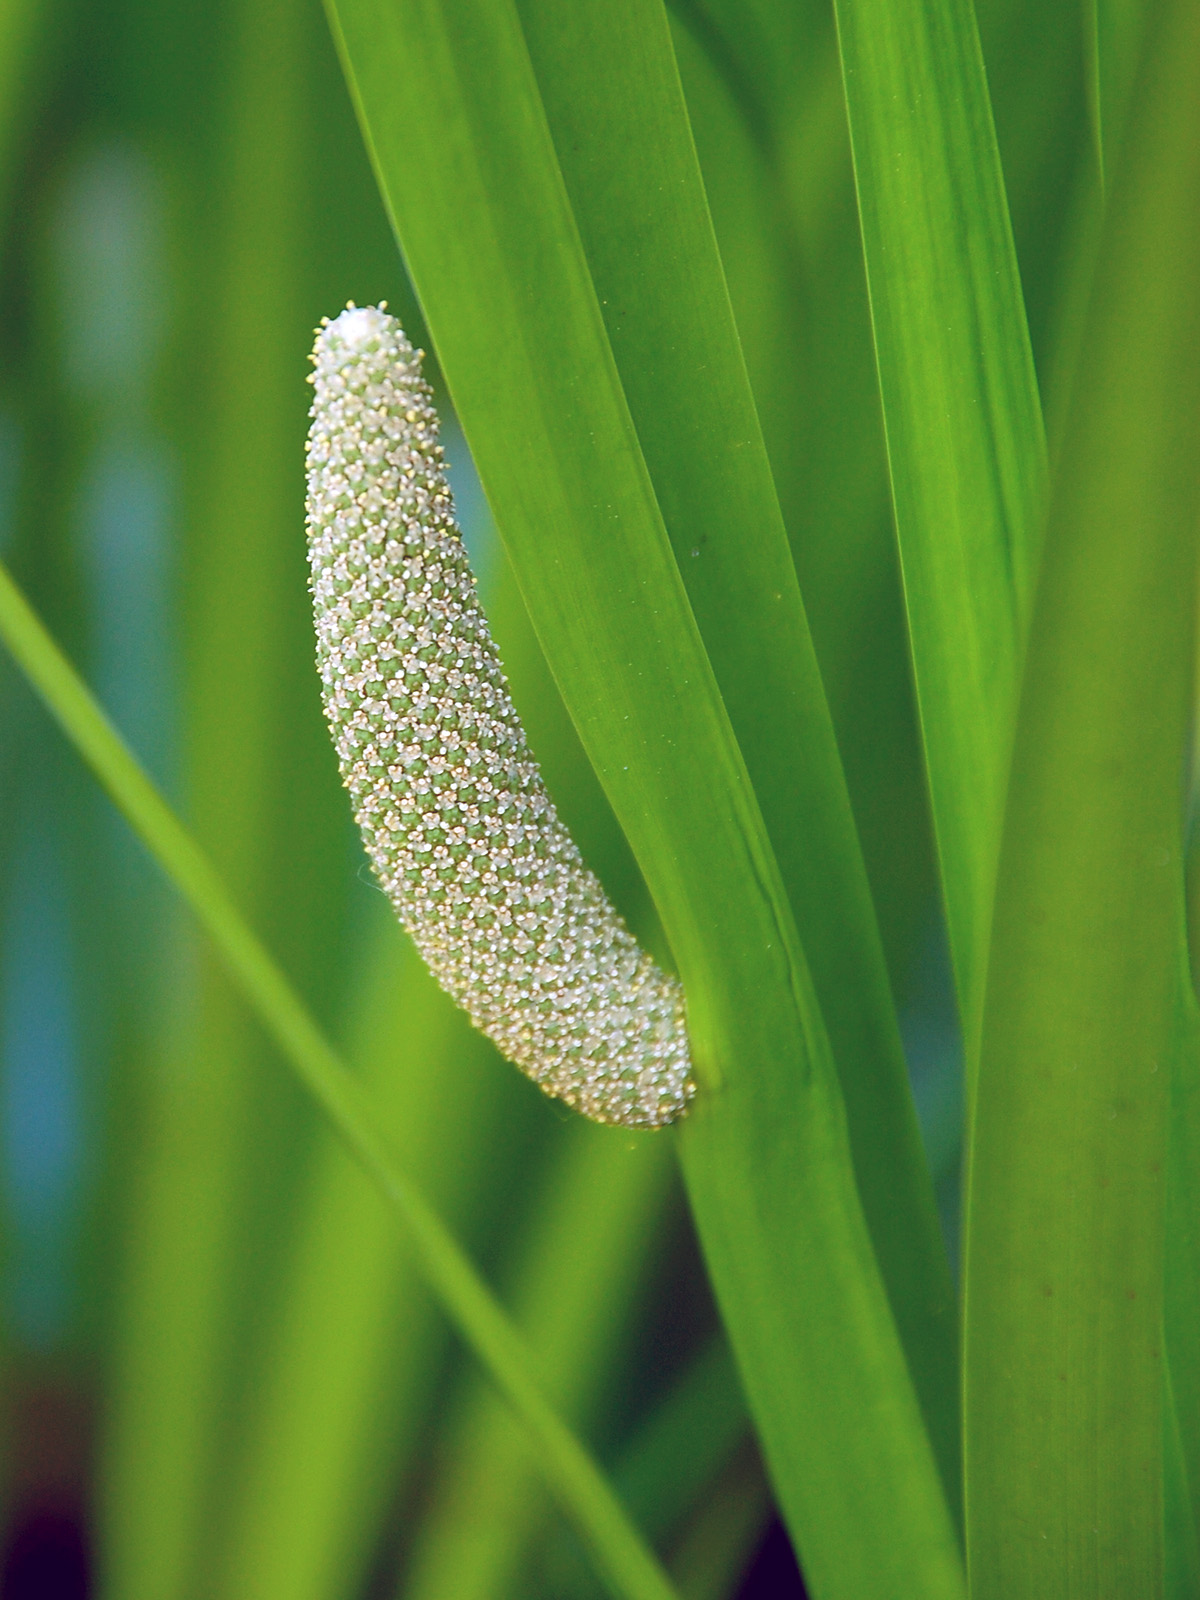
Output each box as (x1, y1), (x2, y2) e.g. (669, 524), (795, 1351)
(963, 0), (1200, 1583)
(1167, 992), (1200, 1566)
(0, 559), (679, 1600)
(325, 1), (963, 1589)
(402, 1122), (675, 1600)
(513, 0), (958, 1510)
(207, 928), (515, 1600)
(832, 0), (1046, 1017)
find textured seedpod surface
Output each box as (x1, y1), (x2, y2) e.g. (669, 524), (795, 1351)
(305, 304), (694, 1128)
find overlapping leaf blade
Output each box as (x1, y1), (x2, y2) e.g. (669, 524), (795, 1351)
(326, 0), (963, 1590)
(832, 0), (1046, 1024)
(511, 0), (956, 1509)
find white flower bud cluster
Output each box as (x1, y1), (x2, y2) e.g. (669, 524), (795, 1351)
(306, 304), (694, 1127)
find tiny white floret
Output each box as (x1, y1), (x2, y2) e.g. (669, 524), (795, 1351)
(331, 303), (388, 349)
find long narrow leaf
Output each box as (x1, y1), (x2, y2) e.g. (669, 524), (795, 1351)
(401, 1122), (673, 1600)
(206, 541), (622, 1600)
(512, 0), (956, 1503)
(832, 0), (1046, 1021)
(325, 1), (963, 1590)
(0, 558), (679, 1600)
(209, 925), (513, 1600)
(1167, 992), (1200, 1560)
(668, 1), (946, 1078)
(963, 0), (1200, 1582)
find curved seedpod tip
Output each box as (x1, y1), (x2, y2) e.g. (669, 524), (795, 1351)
(305, 303), (694, 1128)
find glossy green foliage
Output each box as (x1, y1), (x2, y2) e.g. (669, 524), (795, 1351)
(327, 0), (962, 1590)
(510, 1), (958, 1509)
(3, 0), (1200, 1596)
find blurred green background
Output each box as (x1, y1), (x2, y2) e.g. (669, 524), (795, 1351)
(0, 0), (1091, 1593)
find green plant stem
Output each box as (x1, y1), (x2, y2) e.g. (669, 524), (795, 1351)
(0, 557), (679, 1600)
